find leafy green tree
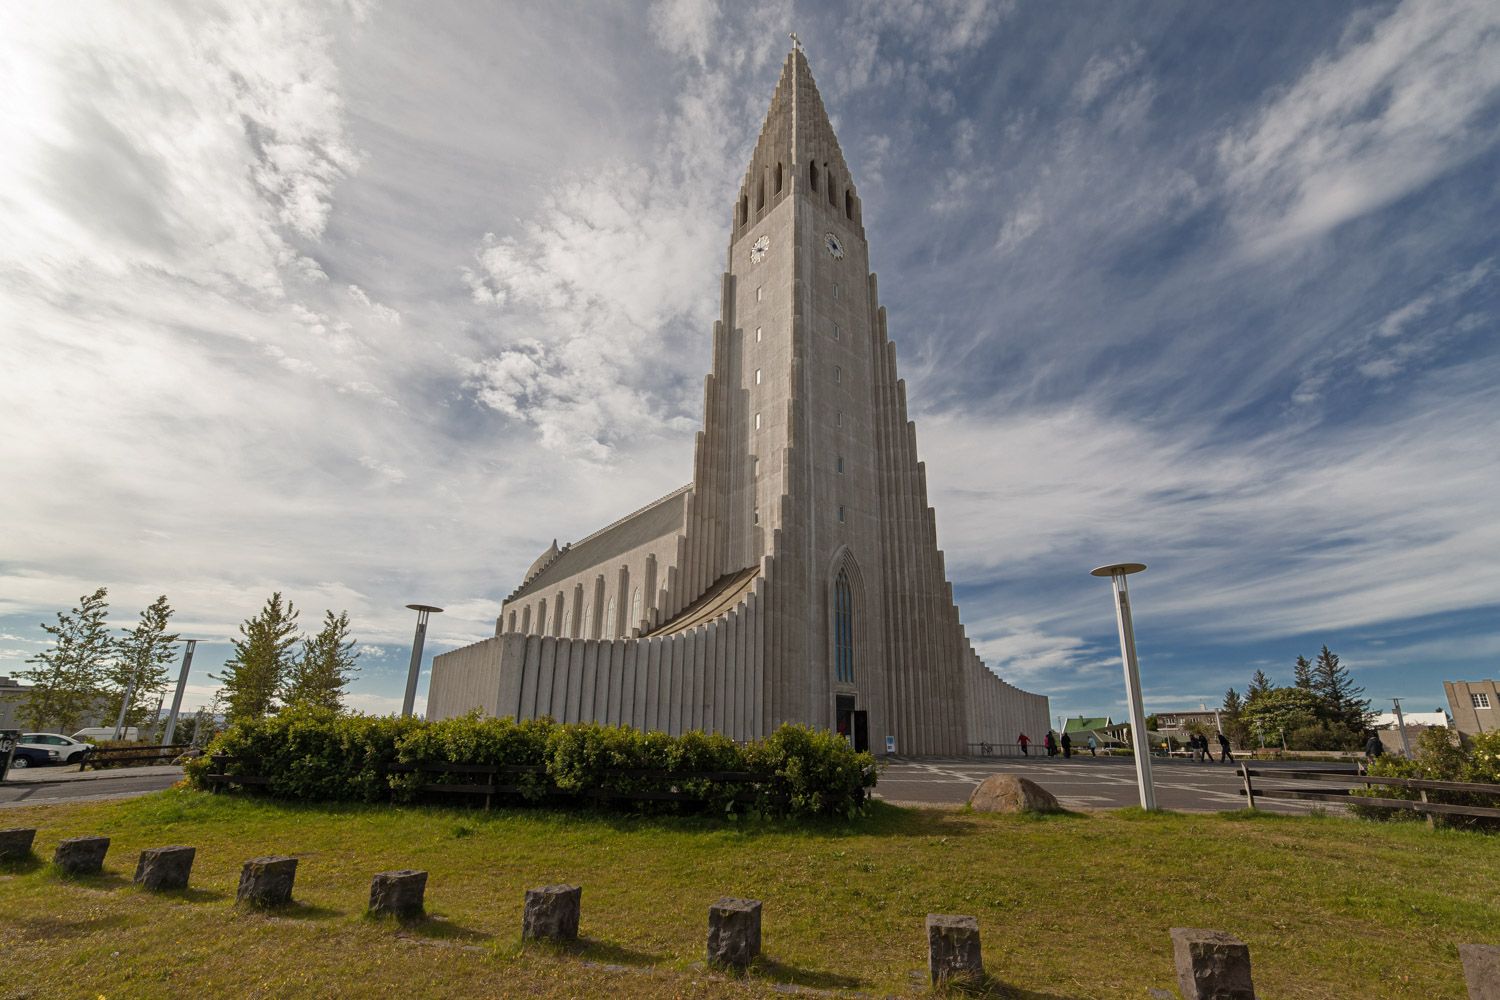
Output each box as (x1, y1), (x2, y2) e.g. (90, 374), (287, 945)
(1242, 686), (1321, 746)
(1220, 688), (1250, 748)
(212, 592), (300, 723)
(106, 595), (180, 732)
(19, 587), (112, 732)
(1293, 654), (1314, 690)
(1312, 644), (1369, 732)
(282, 609), (359, 711)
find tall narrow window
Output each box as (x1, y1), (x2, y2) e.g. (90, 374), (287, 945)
(738, 195), (747, 227)
(756, 177), (765, 211)
(834, 568), (853, 683)
(833, 322), (841, 341)
(752, 507), (760, 525)
(755, 368), (762, 385)
(837, 455), (844, 474)
(834, 365), (842, 383)
(754, 412), (762, 430)
(521, 606), (532, 633)
(774, 162), (783, 193)
(630, 588), (643, 631)
(836, 410), (843, 427)
(507, 610), (517, 632)
(756, 326), (763, 342)
(845, 190), (853, 219)
(537, 600), (548, 635)
(837, 505), (846, 523)
(756, 286), (763, 302)
(604, 597), (616, 639)
(827, 168), (836, 206)
(833, 282), (841, 300)
(809, 160), (819, 192)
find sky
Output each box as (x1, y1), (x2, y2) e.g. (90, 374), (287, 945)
(2, 0), (1498, 726)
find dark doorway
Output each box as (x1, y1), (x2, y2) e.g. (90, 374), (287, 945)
(852, 711), (869, 753)
(836, 694), (855, 746)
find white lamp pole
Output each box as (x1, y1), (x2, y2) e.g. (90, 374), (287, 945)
(402, 604), (443, 719)
(1092, 562), (1156, 811)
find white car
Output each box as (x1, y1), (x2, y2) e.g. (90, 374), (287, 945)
(21, 733), (96, 765)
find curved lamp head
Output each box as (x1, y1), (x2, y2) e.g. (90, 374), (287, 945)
(1090, 562), (1147, 578)
(405, 604), (444, 614)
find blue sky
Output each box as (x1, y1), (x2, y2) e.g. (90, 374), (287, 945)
(2, 0), (1497, 724)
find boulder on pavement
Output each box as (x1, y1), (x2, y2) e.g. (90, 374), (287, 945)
(967, 775), (1060, 814)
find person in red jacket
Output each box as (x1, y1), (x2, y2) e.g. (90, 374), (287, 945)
(1017, 732), (1030, 755)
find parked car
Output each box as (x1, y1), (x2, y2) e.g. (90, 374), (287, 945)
(72, 727), (139, 742)
(7, 742), (61, 768)
(22, 733), (95, 765)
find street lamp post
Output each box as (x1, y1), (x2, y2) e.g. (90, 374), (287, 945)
(402, 605), (444, 719)
(1091, 562), (1156, 811)
(161, 639), (201, 747)
(1392, 697), (1412, 757)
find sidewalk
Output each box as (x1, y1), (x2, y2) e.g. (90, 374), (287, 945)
(2, 763), (184, 785)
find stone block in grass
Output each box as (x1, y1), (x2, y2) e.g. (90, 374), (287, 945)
(237, 856), (297, 908)
(707, 897), (762, 970)
(1460, 944), (1499, 1000)
(1170, 928), (1255, 1000)
(135, 846), (195, 892)
(0, 828), (36, 861)
(926, 913), (983, 985)
(523, 884), (580, 941)
(369, 869), (427, 920)
(53, 836), (109, 876)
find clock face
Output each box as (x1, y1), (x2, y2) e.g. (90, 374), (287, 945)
(750, 234), (769, 264)
(824, 232), (845, 260)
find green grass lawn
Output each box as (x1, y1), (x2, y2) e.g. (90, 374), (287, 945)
(0, 790), (1494, 998)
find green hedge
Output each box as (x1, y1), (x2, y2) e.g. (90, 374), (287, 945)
(184, 710), (877, 819)
(1349, 728), (1500, 831)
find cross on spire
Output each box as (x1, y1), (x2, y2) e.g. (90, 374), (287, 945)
(789, 32), (801, 52)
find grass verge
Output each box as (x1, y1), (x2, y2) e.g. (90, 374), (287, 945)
(0, 790), (1494, 998)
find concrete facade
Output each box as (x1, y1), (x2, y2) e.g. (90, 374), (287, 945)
(1444, 679), (1498, 739)
(428, 49), (1050, 753)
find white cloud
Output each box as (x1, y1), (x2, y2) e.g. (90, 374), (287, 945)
(1219, 0), (1500, 253)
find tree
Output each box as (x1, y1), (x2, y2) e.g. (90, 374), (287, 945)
(1246, 669), (1273, 701)
(106, 595), (180, 732)
(282, 609), (359, 711)
(1293, 654), (1314, 690)
(212, 592), (300, 723)
(1312, 644), (1370, 732)
(19, 587), (112, 732)
(1220, 688), (1250, 748)
(1241, 686), (1321, 747)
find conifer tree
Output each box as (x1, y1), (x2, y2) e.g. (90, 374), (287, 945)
(19, 587), (112, 732)
(107, 595), (180, 732)
(282, 609), (359, 711)
(1312, 644), (1369, 732)
(1246, 669), (1273, 702)
(212, 592), (300, 723)
(1293, 654), (1314, 690)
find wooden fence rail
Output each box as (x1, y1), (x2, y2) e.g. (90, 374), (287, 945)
(82, 744), (191, 771)
(1238, 765), (1500, 821)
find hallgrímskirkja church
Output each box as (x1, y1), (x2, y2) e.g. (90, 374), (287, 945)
(428, 48), (1050, 754)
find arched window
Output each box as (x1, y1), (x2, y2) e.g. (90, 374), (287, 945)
(845, 190), (853, 219)
(604, 597), (616, 639)
(809, 161), (819, 193)
(827, 168), (836, 206)
(630, 588), (643, 631)
(756, 177), (765, 211)
(581, 601), (592, 639)
(774, 162), (783, 193)
(834, 569), (854, 683)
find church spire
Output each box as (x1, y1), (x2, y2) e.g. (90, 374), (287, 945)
(730, 47), (863, 243)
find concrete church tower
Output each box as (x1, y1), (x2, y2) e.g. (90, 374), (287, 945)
(428, 48), (1050, 754)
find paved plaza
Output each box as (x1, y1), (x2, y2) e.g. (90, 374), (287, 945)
(0, 764), (183, 808)
(875, 755), (1350, 813)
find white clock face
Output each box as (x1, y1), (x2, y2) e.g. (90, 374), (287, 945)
(824, 232), (845, 260)
(750, 234), (769, 264)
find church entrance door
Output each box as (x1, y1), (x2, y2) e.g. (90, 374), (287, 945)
(852, 711), (869, 753)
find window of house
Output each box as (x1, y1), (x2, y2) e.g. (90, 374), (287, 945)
(833, 282), (841, 300)
(756, 326), (762, 343)
(833, 365), (842, 383)
(752, 507), (760, 525)
(755, 368), (762, 385)
(1475, 693), (1493, 710)
(756, 286), (763, 302)
(754, 412), (762, 430)
(837, 505), (846, 523)
(845, 190), (853, 219)
(833, 322), (841, 341)
(837, 455), (844, 474)
(774, 162), (783, 193)
(836, 410), (843, 427)
(834, 568), (854, 683)
(809, 161), (819, 192)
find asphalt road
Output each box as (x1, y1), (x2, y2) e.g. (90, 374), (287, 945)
(874, 755), (1350, 813)
(0, 764), (183, 808)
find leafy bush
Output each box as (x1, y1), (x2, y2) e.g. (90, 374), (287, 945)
(1349, 728), (1500, 831)
(186, 713), (876, 819)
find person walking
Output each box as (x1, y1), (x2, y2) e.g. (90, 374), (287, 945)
(1364, 731), (1384, 770)
(1061, 731), (1073, 759)
(1193, 733), (1206, 764)
(1017, 732), (1030, 756)
(1087, 734), (1097, 757)
(1216, 731), (1232, 764)
(1044, 731), (1057, 757)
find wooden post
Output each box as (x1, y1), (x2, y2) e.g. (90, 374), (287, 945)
(1239, 763), (1256, 810)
